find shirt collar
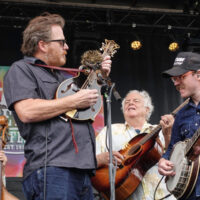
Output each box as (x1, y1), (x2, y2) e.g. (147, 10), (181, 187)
(24, 56), (46, 65)
(188, 97), (200, 109)
(125, 121), (152, 133)
(24, 56), (54, 74)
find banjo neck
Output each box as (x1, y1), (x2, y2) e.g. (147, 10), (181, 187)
(185, 127), (200, 158)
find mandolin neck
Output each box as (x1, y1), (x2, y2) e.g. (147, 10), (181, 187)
(81, 70), (97, 89)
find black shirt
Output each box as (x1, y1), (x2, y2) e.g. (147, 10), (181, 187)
(3, 56), (97, 179)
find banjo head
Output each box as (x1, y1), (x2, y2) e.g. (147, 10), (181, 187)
(166, 141), (192, 199)
(166, 142), (188, 194)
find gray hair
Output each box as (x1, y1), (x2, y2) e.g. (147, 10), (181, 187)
(121, 90), (154, 121)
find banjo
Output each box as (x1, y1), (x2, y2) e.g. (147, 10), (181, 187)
(166, 127), (200, 199)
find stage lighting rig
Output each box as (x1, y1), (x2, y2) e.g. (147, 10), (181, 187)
(183, 0), (200, 15)
(167, 25), (179, 52)
(131, 23), (142, 50)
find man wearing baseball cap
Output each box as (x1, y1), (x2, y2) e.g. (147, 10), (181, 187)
(158, 51), (200, 200)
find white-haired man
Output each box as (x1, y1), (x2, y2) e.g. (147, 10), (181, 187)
(95, 90), (176, 200)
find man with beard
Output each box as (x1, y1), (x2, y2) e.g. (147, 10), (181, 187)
(158, 51), (200, 200)
(3, 13), (111, 200)
(95, 90), (176, 200)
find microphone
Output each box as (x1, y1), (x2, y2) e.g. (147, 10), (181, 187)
(97, 73), (122, 102)
(101, 81), (122, 102)
(113, 87), (122, 102)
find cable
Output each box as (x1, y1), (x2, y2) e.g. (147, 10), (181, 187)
(153, 176), (172, 200)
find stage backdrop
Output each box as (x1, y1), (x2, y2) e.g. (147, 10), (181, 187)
(0, 66), (104, 177)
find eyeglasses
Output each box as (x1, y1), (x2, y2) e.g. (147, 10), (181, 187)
(171, 71), (195, 83)
(46, 39), (66, 47)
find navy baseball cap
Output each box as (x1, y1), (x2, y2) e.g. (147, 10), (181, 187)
(162, 52), (200, 77)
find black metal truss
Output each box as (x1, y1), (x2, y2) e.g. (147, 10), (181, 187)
(1, 0), (200, 36)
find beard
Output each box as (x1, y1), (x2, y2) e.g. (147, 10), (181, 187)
(49, 55), (66, 67)
(47, 49), (67, 67)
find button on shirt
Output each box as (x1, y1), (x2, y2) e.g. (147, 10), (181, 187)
(3, 56), (97, 179)
(163, 100), (200, 199)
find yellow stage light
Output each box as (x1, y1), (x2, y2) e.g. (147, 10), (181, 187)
(169, 42), (179, 52)
(131, 40), (142, 50)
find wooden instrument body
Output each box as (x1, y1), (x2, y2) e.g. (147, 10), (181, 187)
(1, 187), (19, 200)
(0, 116), (19, 200)
(91, 133), (163, 200)
(166, 141), (200, 200)
(56, 71), (102, 121)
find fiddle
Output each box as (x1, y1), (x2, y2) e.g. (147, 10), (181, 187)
(0, 116), (19, 200)
(55, 39), (120, 121)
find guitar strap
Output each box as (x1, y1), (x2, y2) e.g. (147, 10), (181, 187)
(31, 63), (84, 76)
(68, 118), (79, 153)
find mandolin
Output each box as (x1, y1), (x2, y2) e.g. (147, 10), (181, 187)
(0, 116), (19, 200)
(55, 39), (120, 121)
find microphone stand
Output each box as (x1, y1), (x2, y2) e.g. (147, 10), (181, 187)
(103, 82), (117, 200)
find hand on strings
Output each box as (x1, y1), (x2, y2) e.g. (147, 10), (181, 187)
(160, 114), (174, 132)
(160, 114), (174, 148)
(158, 158), (175, 177)
(97, 151), (124, 168)
(193, 142), (200, 156)
(101, 55), (112, 77)
(189, 138), (200, 161)
(73, 89), (99, 109)
(112, 151), (124, 167)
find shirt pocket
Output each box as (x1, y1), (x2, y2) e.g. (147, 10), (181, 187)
(180, 124), (190, 138)
(40, 78), (59, 99)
